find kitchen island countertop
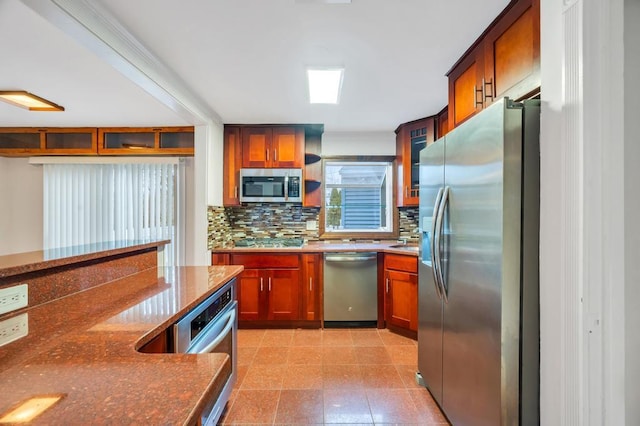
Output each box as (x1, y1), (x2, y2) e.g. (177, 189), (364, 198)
(0, 265), (243, 425)
(0, 239), (170, 279)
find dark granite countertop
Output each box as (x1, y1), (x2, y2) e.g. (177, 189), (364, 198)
(0, 239), (170, 279)
(0, 265), (243, 425)
(212, 240), (420, 257)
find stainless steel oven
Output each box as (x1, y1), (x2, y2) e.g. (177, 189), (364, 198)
(173, 279), (237, 426)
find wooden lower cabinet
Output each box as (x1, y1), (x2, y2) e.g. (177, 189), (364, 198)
(301, 253), (322, 321)
(237, 268), (300, 321)
(216, 252), (321, 327)
(384, 253), (418, 338)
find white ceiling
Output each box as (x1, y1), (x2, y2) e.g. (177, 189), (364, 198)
(0, 0), (510, 132)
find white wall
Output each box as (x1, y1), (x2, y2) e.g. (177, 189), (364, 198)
(541, 0), (639, 423)
(0, 158), (43, 255)
(539, 0), (564, 421)
(321, 131), (395, 156)
(207, 122), (224, 206)
(625, 0), (640, 422)
(186, 122), (223, 266)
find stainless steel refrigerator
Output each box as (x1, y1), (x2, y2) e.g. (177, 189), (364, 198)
(417, 98), (540, 425)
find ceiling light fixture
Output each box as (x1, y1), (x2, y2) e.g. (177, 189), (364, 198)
(307, 68), (344, 104)
(0, 91), (64, 112)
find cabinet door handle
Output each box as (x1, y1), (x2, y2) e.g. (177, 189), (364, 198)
(274, 149), (277, 162)
(386, 278), (390, 294)
(266, 149), (269, 162)
(484, 77), (494, 103)
(405, 186), (409, 198)
(309, 277), (313, 292)
(234, 185), (238, 199)
(474, 84), (483, 108)
(260, 277), (263, 292)
(268, 277), (272, 292)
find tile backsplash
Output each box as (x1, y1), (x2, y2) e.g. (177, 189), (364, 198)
(208, 204), (320, 249)
(398, 207), (420, 243)
(208, 205), (419, 249)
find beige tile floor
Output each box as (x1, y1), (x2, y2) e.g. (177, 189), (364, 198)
(220, 328), (449, 425)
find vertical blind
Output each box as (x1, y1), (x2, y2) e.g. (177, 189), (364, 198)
(43, 163), (177, 266)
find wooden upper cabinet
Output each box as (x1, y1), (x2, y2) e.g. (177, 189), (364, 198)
(395, 116), (436, 207)
(447, 0), (540, 130)
(241, 127), (271, 167)
(0, 127), (97, 156)
(483, 0), (540, 103)
(223, 126), (242, 206)
(436, 106), (449, 139)
(272, 127), (304, 168)
(448, 45), (485, 128)
(241, 126), (304, 168)
(98, 127), (194, 155)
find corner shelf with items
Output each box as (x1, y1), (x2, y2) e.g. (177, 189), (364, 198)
(395, 116), (436, 207)
(97, 127), (194, 155)
(303, 124), (323, 208)
(0, 127), (98, 156)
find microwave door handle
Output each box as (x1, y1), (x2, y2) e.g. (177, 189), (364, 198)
(284, 175), (289, 200)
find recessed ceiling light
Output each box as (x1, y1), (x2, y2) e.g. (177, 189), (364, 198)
(307, 68), (344, 104)
(0, 91), (65, 112)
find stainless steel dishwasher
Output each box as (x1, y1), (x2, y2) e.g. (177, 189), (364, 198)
(323, 252), (378, 327)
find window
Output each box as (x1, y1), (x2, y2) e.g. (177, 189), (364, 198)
(322, 158), (396, 238)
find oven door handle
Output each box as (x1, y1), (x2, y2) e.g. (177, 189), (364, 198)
(187, 302), (237, 354)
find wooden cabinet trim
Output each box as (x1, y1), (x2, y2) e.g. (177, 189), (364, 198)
(230, 253), (300, 269)
(223, 126), (242, 206)
(384, 253), (418, 274)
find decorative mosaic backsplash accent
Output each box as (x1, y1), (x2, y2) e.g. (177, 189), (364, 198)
(207, 206), (235, 249)
(207, 205), (420, 248)
(208, 204), (321, 249)
(398, 207), (420, 243)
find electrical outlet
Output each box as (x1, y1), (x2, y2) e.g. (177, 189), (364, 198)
(306, 220), (317, 231)
(0, 313), (28, 347)
(0, 284), (28, 315)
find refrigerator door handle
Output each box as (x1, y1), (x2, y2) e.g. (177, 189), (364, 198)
(430, 187), (444, 299)
(434, 186), (450, 303)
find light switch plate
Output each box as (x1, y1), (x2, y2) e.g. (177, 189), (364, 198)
(0, 313), (28, 347)
(0, 284), (28, 315)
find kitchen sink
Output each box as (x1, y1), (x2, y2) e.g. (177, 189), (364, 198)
(389, 244), (419, 252)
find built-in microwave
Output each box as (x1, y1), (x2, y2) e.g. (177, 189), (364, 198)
(239, 168), (303, 203)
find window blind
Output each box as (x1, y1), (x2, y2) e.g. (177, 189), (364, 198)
(43, 163), (178, 266)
